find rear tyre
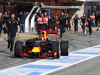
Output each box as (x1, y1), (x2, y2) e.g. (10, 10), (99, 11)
(52, 41), (60, 59)
(61, 41), (69, 56)
(14, 41), (23, 57)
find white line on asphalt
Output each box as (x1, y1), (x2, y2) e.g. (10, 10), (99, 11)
(0, 45), (100, 75)
(41, 46), (100, 75)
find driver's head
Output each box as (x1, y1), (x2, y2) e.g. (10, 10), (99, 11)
(42, 32), (45, 36)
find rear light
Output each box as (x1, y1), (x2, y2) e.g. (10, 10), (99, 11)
(56, 34), (59, 41)
(54, 52), (57, 57)
(44, 53), (46, 56)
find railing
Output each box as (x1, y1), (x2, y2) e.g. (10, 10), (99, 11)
(25, 6), (39, 32)
(31, 7), (40, 32)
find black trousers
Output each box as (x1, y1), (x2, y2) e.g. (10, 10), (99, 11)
(66, 23), (71, 31)
(60, 25), (65, 38)
(37, 24), (42, 33)
(51, 24), (55, 31)
(61, 25), (65, 33)
(74, 24), (78, 33)
(89, 26), (92, 35)
(8, 33), (15, 50)
(0, 29), (2, 36)
(41, 24), (48, 30)
(82, 24), (85, 33)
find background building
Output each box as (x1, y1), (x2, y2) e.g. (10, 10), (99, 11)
(84, 2), (100, 16)
(0, 0), (83, 17)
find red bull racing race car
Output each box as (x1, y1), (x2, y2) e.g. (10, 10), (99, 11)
(14, 31), (69, 59)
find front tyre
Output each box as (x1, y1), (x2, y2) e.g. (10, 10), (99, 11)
(14, 41), (23, 57)
(52, 41), (60, 59)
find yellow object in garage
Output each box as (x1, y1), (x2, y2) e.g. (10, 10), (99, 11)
(30, 38), (34, 39)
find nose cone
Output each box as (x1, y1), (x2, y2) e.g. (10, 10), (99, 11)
(32, 47), (41, 53)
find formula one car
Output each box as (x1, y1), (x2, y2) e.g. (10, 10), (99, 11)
(14, 31), (69, 59)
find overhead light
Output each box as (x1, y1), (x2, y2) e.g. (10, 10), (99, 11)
(8, 2), (10, 7)
(15, 4), (17, 6)
(8, 2), (10, 5)
(32, 2), (38, 6)
(76, 0), (100, 2)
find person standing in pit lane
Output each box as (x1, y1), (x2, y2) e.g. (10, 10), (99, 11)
(59, 12), (66, 38)
(37, 13), (44, 34)
(3, 11), (11, 34)
(87, 15), (93, 35)
(7, 14), (19, 52)
(73, 14), (79, 33)
(3, 11), (11, 22)
(0, 13), (5, 37)
(43, 12), (49, 30)
(65, 13), (71, 31)
(97, 14), (100, 32)
(91, 12), (95, 27)
(51, 13), (57, 31)
(81, 13), (86, 34)
(18, 12), (26, 33)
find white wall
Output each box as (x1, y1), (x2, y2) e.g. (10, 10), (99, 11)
(68, 3), (84, 27)
(71, 4), (84, 19)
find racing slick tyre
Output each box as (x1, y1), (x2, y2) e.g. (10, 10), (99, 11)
(14, 41), (23, 57)
(52, 41), (60, 59)
(61, 41), (69, 56)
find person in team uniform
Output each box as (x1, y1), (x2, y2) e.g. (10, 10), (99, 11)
(81, 13), (86, 33)
(42, 12), (49, 30)
(59, 12), (66, 38)
(0, 13), (5, 37)
(91, 13), (95, 27)
(66, 13), (71, 31)
(73, 14), (79, 33)
(97, 14), (100, 32)
(7, 14), (19, 52)
(3, 11), (11, 34)
(18, 12), (26, 33)
(37, 13), (43, 34)
(51, 13), (57, 31)
(87, 15), (93, 35)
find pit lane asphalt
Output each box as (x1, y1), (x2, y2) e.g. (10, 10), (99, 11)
(0, 31), (100, 75)
(48, 31), (100, 75)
